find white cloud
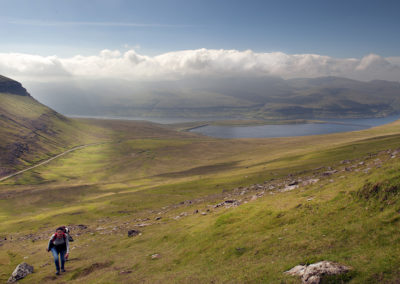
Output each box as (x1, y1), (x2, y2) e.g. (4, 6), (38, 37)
(0, 48), (399, 83)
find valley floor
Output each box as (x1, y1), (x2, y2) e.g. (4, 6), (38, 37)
(1, 118), (400, 283)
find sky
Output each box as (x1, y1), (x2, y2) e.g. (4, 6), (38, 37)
(1, 0), (400, 58)
(0, 0), (400, 114)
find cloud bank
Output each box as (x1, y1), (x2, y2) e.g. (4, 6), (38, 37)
(1, 49), (400, 116)
(1, 48), (400, 83)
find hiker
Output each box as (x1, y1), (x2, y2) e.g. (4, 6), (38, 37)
(59, 226), (73, 260)
(47, 227), (69, 275)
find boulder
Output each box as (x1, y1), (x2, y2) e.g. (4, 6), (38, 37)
(127, 229), (141, 237)
(285, 265), (307, 277)
(285, 261), (351, 284)
(7, 263), (34, 283)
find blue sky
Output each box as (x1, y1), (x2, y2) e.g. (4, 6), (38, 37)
(1, 0), (400, 58)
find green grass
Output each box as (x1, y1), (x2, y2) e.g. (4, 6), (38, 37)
(1, 117), (400, 282)
(0, 92), (110, 175)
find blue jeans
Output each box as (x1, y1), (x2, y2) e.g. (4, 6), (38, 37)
(51, 247), (66, 272)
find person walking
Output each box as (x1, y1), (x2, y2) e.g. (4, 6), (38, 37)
(47, 227), (69, 275)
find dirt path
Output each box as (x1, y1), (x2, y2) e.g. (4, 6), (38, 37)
(0, 143), (100, 182)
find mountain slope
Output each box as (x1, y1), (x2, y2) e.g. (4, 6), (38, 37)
(1, 118), (400, 282)
(0, 75), (104, 176)
(43, 76), (400, 119)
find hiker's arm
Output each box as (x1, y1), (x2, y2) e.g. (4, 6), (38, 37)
(65, 236), (69, 254)
(47, 237), (52, 251)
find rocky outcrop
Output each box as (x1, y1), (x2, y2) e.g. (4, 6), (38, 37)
(128, 229), (141, 237)
(7, 262), (34, 283)
(0, 75), (30, 96)
(285, 261), (351, 284)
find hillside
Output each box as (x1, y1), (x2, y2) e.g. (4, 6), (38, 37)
(1, 112), (400, 282)
(0, 75), (106, 177)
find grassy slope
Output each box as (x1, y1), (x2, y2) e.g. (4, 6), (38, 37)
(1, 119), (400, 282)
(0, 93), (109, 175)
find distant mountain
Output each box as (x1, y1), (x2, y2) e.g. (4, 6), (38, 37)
(38, 76), (400, 119)
(0, 75), (97, 177)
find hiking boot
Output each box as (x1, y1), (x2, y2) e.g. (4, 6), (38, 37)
(61, 268), (66, 272)
(56, 271), (60, 275)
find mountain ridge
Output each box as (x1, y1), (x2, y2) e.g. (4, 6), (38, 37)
(36, 75), (400, 119)
(0, 75), (103, 176)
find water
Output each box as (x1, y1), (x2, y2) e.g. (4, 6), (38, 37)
(189, 115), (400, 138)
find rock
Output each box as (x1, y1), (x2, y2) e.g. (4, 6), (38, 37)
(155, 216), (162, 221)
(288, 180), (298, 186)
(40, 262), (49, 268)
(127, 229), (141, 237)
(135, 223), (150, 227)
(7, 263), (34, 283)
(285, 261), (351, 284)
(77, 224), (88, 229)
(213, 202), (224, 208)
(285, 265), (307, 277)
(302, 179), (319, 186)
(322, 170), (338, 176)
(151, 253), (161, 259)
(0, 76), (30, 96)
(282, 185), (298, 192)
(119, 270), (132, 274)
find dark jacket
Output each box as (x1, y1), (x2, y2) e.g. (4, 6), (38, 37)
(47, 233), (69, 253)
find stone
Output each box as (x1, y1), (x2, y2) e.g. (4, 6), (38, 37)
(285, 261), (351, 284)
(155, 216), (162, 220)
(302, 179), (319, 186)
(322, 170), (338, 176)
(282, 185), (299, 192)
(285, 265), (307, 277)
(7, 263), (34, 283)
(127, 229), (141, 237)
(151, 253), (161, 259)
(302, 261), (350, 283)
(40, 262), (49, 268)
